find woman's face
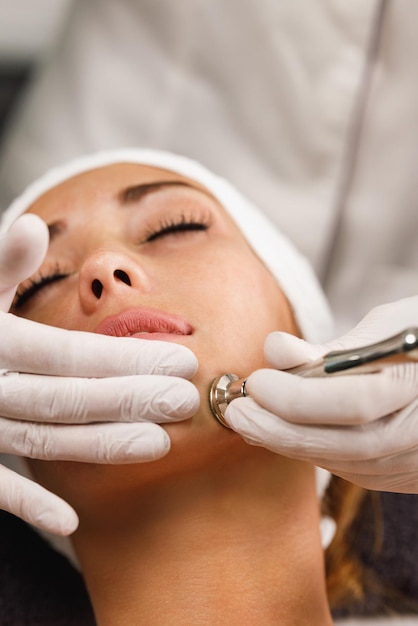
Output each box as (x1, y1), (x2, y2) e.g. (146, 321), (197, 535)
(11, 163), (299, 498)
(13, 163), (297, 395)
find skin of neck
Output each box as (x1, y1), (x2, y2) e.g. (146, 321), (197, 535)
(64, 441), (333, 626)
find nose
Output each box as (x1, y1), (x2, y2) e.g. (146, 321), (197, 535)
(79, 250), (151, 313)
(91, 268), (131, 299)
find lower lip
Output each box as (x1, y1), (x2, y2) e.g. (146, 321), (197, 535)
(128, 332), (188, 341)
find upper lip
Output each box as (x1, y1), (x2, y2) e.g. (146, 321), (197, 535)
(95, 307), (194, 337)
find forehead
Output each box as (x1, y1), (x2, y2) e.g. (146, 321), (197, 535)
(27, 162), (218, 218)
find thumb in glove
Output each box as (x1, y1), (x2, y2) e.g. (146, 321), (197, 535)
(263, 296), (418, 372)
(0, 214), (49, 311)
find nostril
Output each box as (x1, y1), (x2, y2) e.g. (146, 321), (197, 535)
(114, 269), (132, 286)
(91, 279), (103, 299)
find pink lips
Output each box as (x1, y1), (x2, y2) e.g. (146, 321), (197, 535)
(95, 307), (193, 339)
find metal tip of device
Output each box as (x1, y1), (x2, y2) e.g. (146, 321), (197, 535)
(209, 374), (247, 429)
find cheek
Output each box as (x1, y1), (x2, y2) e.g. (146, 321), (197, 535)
(209, 248), (293, 331)
(177, 247), (297, 375)
(214, 281), (293, 372)
(17, 291), (81, 330)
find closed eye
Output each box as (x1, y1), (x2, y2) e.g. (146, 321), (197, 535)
(144, 214), (212, 243)
(12, 270), (69, 310)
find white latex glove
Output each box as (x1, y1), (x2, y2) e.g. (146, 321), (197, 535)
(225, 297), (418, 493)
(0, 215), (199, 534)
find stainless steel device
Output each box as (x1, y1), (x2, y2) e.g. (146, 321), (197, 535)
(209, 327), (418, 428)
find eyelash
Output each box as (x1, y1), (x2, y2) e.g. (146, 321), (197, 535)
(142, 212), (213, 242)
(12, 213), (213, 309)
(13, 263), (69, 310)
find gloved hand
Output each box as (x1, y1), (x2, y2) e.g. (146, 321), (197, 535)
(225, 297), (418, 493)
(0, 215), (199, 534)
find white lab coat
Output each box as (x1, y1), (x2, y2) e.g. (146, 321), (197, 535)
(0, 0), (417, 334)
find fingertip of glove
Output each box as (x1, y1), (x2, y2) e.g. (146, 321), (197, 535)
(57, 514), (80, 536)
(12, 213), (48, 233)
(264, 331), (304, 353)
(151, 379), (200, 422)
(35, 503), (79, 536)
(169, 383), (200, 419)
(264, 333), (323, 369)
(141, 428), (171, 460)
(245, 369), (284, 397)
(157, 345), (198, 378)
(125, 432), (172, 462)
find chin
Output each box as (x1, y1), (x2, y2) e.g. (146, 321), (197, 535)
(163, 404), (235, 441)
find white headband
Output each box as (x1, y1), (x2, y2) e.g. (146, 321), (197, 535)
(1, 148), (333, 343)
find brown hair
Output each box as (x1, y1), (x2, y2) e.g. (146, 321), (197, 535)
(323, 476), (418, 617)
(323, 477), (368, 609)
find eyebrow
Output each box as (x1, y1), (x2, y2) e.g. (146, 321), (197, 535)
(47, 221), (65, 241)
(118, 180), (202, 205)
(46, 179), (212, 242)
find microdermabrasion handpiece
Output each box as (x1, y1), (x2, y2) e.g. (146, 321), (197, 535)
(209, 327), (418, 428)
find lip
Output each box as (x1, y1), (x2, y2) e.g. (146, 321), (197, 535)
(95, 307), (194, 339)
